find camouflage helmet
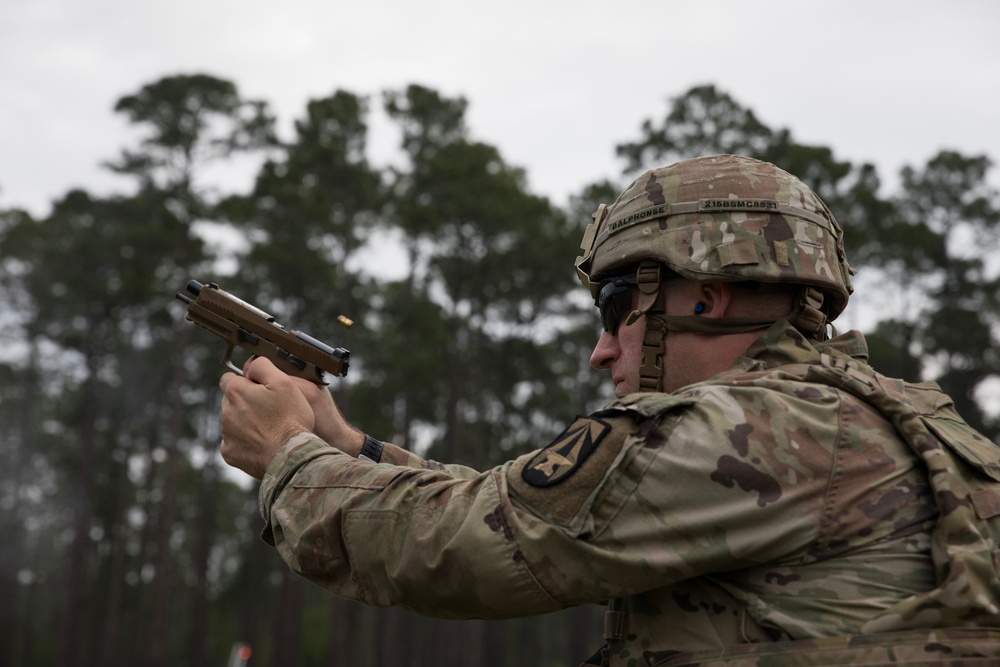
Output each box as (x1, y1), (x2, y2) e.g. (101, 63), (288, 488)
(576, 154), (854, 326)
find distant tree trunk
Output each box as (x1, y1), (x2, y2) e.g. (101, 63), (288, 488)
(444, 378), (459, 463)
(2, 348), (40, 667)
(271, 570), (304, 666)
(463, 620), (484, 666)
(482, 621), (505, 667)
(99, 520), (128, 666)
(401, 395), (414, 451)
(327, 597), (355, 665)
(567, 605), (598, 664)
(238, 496), (270, 658)
(516, 617), (537, 666)
(18, 579), (38, 666)
(56, 345), (101, 667)
(4, 536), (28, 667)
(188, 455), (219, 667)
(144, 436), (181, 667)
(144, 334), (187, 667)
(2, 547), (20, 667)
(432, 619), (483, 666)
(98, 450), (136, 667)
(129, 435), (161, 665)
(376, 607), (413, 666)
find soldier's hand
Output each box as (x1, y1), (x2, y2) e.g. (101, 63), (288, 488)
(219, 356), (315, 479)
(283, 367), (365, 458)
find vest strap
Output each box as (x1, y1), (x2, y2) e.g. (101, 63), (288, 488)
(603, 609), (627, 642)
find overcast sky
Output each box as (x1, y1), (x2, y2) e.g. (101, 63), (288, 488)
(3, 0), (999, 220)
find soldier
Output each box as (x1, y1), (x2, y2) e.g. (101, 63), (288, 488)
(219, 155), (1000, 665)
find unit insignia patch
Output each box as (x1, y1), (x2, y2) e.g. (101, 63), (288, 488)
(521, 416), (611, 487)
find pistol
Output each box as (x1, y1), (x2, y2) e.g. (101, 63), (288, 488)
(176, 279), (351, 385)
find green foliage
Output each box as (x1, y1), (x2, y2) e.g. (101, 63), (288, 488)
(863, 319), (924, 381)
(616, 84), (775, 170)
(219, 89), (382, 329)
(108, 73), (277, 193)
(1, 77), (997, 667)
(891, 151), (1000, 435)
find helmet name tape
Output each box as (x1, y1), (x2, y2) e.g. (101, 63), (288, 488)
(605, 201), (701, 239)
(700, 198), (779, 212)
(608, 205), (669, 234)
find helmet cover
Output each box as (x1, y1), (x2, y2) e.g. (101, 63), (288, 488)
(576, 154), (854, 321)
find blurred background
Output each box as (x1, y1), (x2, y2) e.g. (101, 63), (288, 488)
(1, 1), (999, 665)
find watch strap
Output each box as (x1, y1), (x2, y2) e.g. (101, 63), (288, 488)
(358, 434), (385, 463)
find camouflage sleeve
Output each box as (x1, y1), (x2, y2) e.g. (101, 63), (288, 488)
(503, 387), (839, 605)
(377, 440), (480, 479)
(258, 432), (564, 618)
(377, 442), (427, 467)
(257, 383), (852, 618)
(504, 380), (937, 618)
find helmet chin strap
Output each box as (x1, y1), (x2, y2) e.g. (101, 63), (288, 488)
(625, 264), (833, 393)
(625, 262), (667, 393)
(786, 286), (831, 340)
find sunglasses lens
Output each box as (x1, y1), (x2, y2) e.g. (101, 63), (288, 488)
(597, 276), (636, 332)
(607, 295), (628, 332)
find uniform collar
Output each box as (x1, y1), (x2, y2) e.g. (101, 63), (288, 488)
(734, 319), (869, 372)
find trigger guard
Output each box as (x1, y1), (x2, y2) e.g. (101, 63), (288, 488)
(221, 343), (244, 376)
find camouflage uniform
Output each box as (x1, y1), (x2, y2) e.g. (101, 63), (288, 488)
(259, 320), (1000, 664)
(256, 156), (1000, 664)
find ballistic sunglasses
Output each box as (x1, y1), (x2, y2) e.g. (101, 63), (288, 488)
(596, 274), (637, 333)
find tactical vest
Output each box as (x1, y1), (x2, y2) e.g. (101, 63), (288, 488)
(592, 349), (1000, 666)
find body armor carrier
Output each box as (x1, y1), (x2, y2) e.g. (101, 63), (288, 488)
(588, 346), (1000, 666)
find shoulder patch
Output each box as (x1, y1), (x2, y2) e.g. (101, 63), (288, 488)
(521, 416), (611, 487)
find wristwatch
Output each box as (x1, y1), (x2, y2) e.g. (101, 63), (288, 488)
(358, 434), (384, 463)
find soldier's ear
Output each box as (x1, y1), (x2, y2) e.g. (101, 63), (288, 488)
(696, 283), (734, 319)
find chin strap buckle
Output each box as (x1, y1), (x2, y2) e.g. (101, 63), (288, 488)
(790, 286), (829, 340)
(630, 261), (666, 392)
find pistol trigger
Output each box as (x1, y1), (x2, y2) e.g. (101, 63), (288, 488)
(221, 342), (244, 376)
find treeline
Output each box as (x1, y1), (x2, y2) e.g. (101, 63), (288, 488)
(0, 76), (997, 667)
